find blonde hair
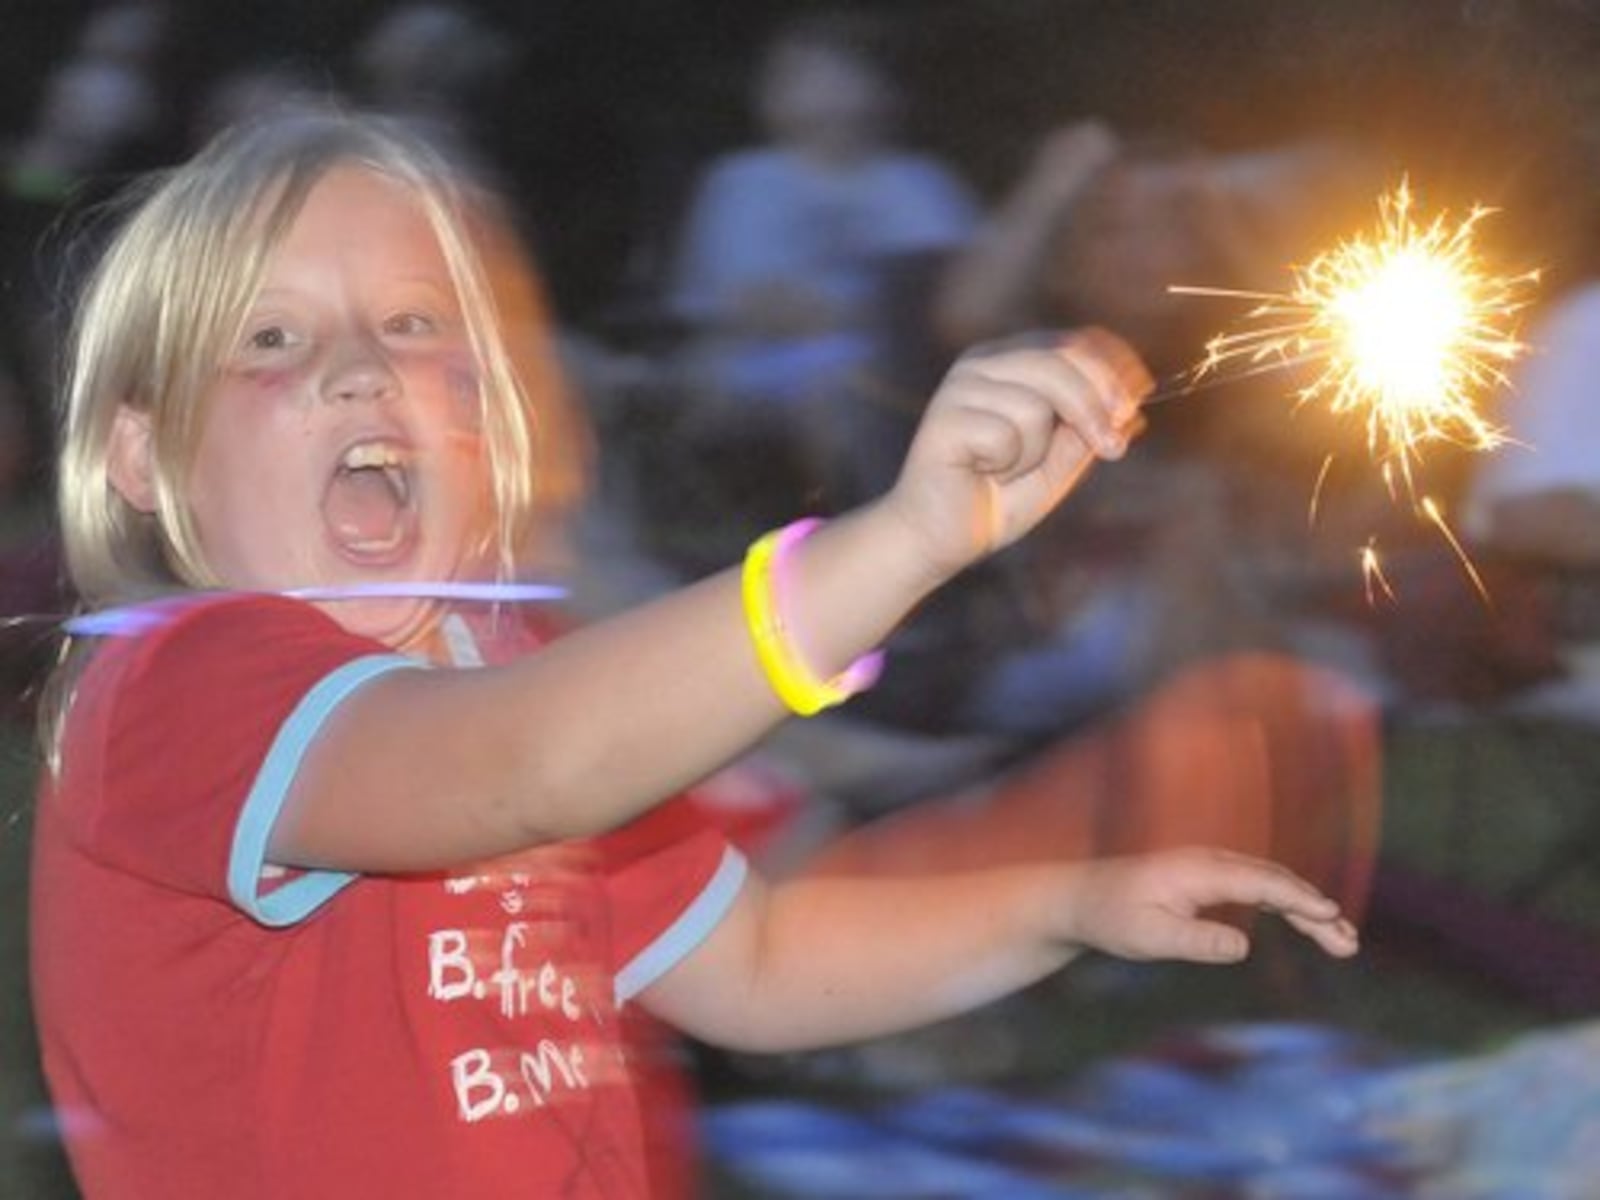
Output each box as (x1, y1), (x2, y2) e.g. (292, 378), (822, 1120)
(43, 107), (586, 762)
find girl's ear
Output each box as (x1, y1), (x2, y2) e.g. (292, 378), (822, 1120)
(107, 405), (158, 513)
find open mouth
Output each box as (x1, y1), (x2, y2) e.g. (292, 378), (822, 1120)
(321, 439), (419, 563)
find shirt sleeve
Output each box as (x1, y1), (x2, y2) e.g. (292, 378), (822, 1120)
(593, 796), (748, 1006)
(62, 594), (426, 925)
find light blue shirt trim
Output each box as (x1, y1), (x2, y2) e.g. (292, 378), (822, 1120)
(227, 654), (428, 927)
(614, 845), (748, 1006)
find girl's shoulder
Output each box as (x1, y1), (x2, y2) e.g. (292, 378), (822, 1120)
(75, 592), (386, 705)
(53, 593), (395, 800)
(85, 590), (359, 658)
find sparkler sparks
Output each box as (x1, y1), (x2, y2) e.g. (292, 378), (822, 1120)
(1167, 179), (1540, 597)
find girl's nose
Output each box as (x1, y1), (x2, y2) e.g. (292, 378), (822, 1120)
(321, 335), (399, 404)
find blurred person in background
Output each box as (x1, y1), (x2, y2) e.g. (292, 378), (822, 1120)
(667, 9), (979, 524)
(350, 2), (519, 166)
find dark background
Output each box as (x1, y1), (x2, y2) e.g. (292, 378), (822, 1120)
(7, 0), (1599, 319)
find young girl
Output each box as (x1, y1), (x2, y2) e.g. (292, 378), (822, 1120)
(30, 109), (1358, 1199)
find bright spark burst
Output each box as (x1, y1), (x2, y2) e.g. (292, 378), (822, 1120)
(1172, 179), (1540, 598)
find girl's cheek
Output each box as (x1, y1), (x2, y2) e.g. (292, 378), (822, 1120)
(425, 358), (488, 479)
(444, 359), (485, 436)
(232, 362), (311, 400)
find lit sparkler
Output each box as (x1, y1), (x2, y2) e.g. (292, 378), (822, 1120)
(1161, 178), (1540, 598)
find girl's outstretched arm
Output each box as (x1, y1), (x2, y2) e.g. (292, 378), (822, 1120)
(639, 846), (1359, 1053)
(270, 331), (1149, 874)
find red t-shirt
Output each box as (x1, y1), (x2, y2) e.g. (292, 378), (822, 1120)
(30, 595), (745, 1198)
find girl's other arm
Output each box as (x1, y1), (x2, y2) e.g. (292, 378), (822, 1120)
(640, 847), (1358, 1053)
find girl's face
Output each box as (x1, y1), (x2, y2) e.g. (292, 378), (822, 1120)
(186, 166), (492, 646)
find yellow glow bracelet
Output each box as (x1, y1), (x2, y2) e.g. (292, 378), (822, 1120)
(741, 519), (882, 716)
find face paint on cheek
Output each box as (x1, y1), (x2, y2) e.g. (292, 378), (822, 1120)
(233, 363), (313, 404)
(444, 360), (484, 434)
(439, 358), (491, 469)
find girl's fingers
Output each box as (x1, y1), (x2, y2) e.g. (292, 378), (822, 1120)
(1139, 910), (1249, 963)
(1161, 848), (1361, 958)
(1176, 848), (1341, 917)
(1056, 332), (1149, 424)
(966, 328), (1149, 404)
(954, 382), (1077, 479)
(1081, 849), (1362, 965)
(1141, 908), (1357, 964)
(1281, 910), (1362, 958)
(958, 336), (1143, 457)
(980, 357), (1130, 460)
(1179, 849), (1361, 958)
(941, 394), (1034, 477)
(1063, 326), (1155, 402)
(1151, 909), (1356, 964)
(1248, 873), (1342, 920)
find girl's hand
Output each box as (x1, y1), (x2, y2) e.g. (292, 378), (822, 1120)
(1056, 846), (1361, 964)
(885, 327), (1150, 582)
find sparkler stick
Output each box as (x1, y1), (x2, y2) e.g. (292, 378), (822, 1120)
(1143, 350), (1323, 406)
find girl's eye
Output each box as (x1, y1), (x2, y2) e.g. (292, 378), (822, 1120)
(383, 312), (437, 337)
(246, 325), (297, 352)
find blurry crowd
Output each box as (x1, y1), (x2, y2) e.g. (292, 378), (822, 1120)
(7, 0), (1600, 1130)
